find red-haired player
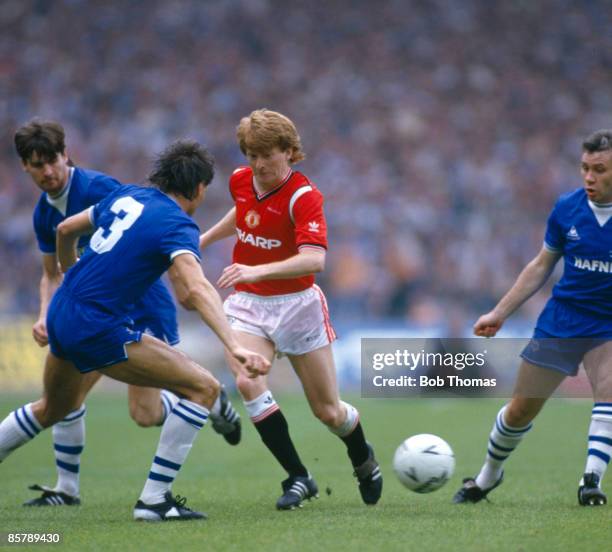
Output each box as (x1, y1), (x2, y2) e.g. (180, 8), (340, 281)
(200, 109), (382, 510)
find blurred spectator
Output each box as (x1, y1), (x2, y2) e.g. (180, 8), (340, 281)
(1, 0), (610, 329)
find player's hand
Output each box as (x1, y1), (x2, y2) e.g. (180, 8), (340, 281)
(230, 346), (271, 378)
(473, 311), (504, 337)
(32, 318), (49, 347)
(217, 263), (263, 288)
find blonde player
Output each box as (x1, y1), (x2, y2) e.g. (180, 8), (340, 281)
(200, 109), (382, 510)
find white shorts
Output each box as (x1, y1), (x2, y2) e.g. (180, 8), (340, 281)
(223, 285), (337, 356)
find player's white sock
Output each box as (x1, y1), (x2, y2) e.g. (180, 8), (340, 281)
(158, 390), (180, 425)
(475, 405), (532, 490)
(52, 405), (86, 497)
(328, 401), (359, 437)
(583, 402), (612, 484)
(243, 391), (280, 423)
(0, 403), (43, 462)
(139, 399), (209, 504)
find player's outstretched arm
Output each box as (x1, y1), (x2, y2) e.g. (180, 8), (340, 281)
(217, 248), (325, 288)
(32, 253), (63, 347)
(199, 207), (236, 250)
(56, 209), (95, 272)
(170, 253), (270, 377)
(474, 246), (561, 337)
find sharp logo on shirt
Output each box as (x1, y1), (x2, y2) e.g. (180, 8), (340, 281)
(308, 221), (320, 233)
(267, 206), (282, 215)
(566, 226), (580, 240)
(236, 228), (281, 250)
(574, 257), (612, 273)
(245, 210), (261, 229)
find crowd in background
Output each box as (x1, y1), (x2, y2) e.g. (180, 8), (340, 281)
(1, 0), (610, 329)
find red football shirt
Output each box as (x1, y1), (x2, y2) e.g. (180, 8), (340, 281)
(230, 166), (328, 295)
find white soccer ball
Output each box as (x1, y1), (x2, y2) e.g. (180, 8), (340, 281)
(393, 434), (455, 493)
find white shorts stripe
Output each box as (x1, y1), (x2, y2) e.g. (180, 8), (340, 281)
(313, 284), (336, 342)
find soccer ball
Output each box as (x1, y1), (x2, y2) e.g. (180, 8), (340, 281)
(393, 434), (455, 493)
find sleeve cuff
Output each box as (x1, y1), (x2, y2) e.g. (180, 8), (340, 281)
(543, 241), (561, 252)
(170, 249), (201, 262)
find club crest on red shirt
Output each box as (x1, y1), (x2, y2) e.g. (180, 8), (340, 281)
(245, 210), (261, 228)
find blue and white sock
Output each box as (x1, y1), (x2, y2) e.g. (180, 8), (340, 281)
(52, 405), (86, 497)
(158, 390), (180, 426)
(476, 405), (532, 490)
(0, 403), (43, 462)
(583, 402), (612, 485)
(139, 399), (209, 504)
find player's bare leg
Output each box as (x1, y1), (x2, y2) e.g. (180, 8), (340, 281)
(454, 360), (565, 503)
(223, 331), (273, 400)
(289, 345), (343, 427)
(0, 352), (93, 475)
(224, 331), (316, 509)
(103, 335), (219, 407)
(127, 386), (166, 427)
(127, 374), (241, 444)
(290, 344), (382, 505)
(505, 360), (566, 426)
(100, 334), (219, 521)
(578, 341), (612, 505)
(34, 354), (95, 428)
(18, 364), (102, 507)
(584, 341), (612, 403)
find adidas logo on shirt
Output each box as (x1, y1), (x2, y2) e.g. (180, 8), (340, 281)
(566, 226), (580, 240)
(308, 221), (320, 232)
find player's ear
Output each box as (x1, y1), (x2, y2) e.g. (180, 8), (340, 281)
(196, 182), (207, 202)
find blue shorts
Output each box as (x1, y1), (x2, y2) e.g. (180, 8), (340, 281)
(520, 298), (611, 376)
(47, 288), (143, 373)
(132, 279), (179, 346)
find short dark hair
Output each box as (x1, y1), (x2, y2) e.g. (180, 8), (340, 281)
(14, 119), (66, 163)
(148, 140), (215, 200)
(582, 130), (612, 153)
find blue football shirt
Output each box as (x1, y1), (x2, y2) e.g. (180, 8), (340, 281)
(61, 185), (200, 316)
(33, 167), (121, 253)
(31, 166), (177, 339)
(544, 188), (612, 317)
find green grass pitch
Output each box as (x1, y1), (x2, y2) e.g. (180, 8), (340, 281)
(0, 393), (610, 551)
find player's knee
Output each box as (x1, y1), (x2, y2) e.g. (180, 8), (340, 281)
(187, 375), (220, 410)
(592, 373), (612, 403)
(505, 401), (537, 427)
(235, 372), (260, 398)
(128, 401), (160, 428)
(34, 397), (72, 428)
(313, 403), (344, 428)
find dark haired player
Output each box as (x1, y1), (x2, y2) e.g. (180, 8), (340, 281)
(8, 120), (242, 507)
(0, 139), (269, 520)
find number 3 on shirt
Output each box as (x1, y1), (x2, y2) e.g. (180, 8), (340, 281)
(90, 196), (144, 253)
